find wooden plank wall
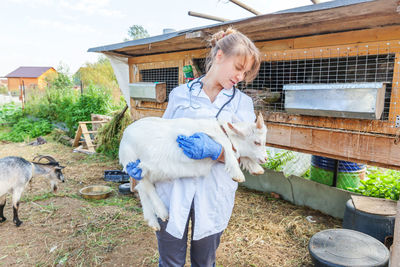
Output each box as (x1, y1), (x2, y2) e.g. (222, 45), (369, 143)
(126, 25), (400, 169)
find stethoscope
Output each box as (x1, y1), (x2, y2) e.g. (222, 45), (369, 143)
(185, 75), (236, 118)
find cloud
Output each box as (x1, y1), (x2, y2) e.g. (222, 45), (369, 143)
(59, 0), (125, 17)
(29, 17), (97, 34)
(7, 0), (53, 8)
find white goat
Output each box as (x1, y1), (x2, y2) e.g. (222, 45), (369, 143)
(0, 155), (65, 227)
(119, 113), (267, 230)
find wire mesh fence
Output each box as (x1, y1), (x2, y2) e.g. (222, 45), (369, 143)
(195, 42), (400, 123)
(140, 67), (179, 101)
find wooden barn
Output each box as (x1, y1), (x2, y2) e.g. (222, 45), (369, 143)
(89, 0), (400, 170)
(5, 66), (56, 94)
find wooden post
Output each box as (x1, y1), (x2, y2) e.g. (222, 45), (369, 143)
(391, 200), (400, 265)
(187, 11), (229, 22)
(229, 0), (261, 15)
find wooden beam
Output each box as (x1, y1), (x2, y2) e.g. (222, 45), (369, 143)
(127, 26), (400, 65)
(260, 40), (400, 61)
(264, 112), (398, 135)
(391, 200), (400, 265)
(128, 49), (208, 64)
(389, 53), (400, 122)
(266, 122), (400, 170)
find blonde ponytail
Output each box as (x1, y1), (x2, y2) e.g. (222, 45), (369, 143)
(206, 27), (260, 83)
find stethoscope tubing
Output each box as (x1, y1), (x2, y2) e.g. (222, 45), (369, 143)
(187, 75), (236, 119)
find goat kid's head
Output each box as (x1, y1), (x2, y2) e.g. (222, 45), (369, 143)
(33, 155), (65, 192)
(227, 113), (268, 164)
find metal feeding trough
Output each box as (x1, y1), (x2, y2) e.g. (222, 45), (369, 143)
(283, 82), (386, 119)
(79, 185), (113, 200)
(129, 82), (166, 103)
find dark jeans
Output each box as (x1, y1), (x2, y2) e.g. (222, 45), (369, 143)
(156, 202), (223, 267)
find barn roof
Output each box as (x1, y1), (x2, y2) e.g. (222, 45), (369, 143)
(88, 0), (400, 58)
(5, 66), (54, 78)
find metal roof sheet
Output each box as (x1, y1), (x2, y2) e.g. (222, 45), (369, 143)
(5, 66), (54, 78)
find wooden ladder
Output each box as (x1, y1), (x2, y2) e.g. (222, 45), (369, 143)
(72, 121), (108, 153)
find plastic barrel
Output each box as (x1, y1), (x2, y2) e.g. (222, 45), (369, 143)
(309, 229), (389, 267)
(342, 199), (395, 244)
(310, 155), (366, 189)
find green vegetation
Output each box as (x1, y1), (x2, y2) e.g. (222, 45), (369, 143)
(347, 167), (400, 200)
(96, 106), (132, 159)
(0, 103), (53, 142)
(125, 24), (149, 41)
(0, 117), (53, 142)
(0, 60), (124, 155)
(262, 150), (295, 172)
(0, 85), (8, 94)
(0, 102), (22, 124)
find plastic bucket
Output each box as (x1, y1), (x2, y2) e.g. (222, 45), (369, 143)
(310, 156), (365, 189)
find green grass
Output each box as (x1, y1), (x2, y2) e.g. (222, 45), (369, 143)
(20, 192), (59, 202)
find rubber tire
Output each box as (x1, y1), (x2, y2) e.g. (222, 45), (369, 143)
(118, 183), (132, 195)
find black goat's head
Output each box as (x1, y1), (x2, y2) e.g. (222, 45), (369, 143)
(32, 155), (65, 191)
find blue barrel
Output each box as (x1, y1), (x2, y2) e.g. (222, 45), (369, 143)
(311, 156), (365, 172)
(310, 156), (366, 189)
(343, 199), (395, 244)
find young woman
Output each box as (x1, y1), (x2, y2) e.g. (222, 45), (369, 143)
(127, 27), (261, 267)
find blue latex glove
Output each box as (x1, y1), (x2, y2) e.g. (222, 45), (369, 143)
(126, 159), (143, 180)
(176, 132), (222, 160)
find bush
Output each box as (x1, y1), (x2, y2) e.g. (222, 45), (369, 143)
(347, 167), (400, 200)
(24, 77), (114, 137)
(0, 103), (23, 124)
(0, 117), (53, 142)
(0, 85), (8, 94)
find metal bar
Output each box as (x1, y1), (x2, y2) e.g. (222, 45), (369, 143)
(188, 11), (229, 22)
(229, 0), (261, 15)
(332, 159), (338, 187)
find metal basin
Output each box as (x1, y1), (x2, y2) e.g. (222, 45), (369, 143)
(79, 185), (113, 200)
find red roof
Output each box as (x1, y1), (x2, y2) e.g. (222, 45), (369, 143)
(5, 66), (54, 78)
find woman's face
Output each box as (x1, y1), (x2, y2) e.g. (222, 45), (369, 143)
(214, 49), (254, 89)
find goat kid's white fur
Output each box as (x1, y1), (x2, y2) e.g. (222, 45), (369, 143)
(119, 113), (267, 230)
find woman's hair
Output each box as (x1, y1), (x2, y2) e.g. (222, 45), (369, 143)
(206, 27), (261, 84)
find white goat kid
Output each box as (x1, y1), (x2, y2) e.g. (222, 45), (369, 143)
(0, 155), (65, 227)
(119, 113), (267, 230)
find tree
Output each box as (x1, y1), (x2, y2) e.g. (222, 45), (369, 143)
(125, 25), (149, 41)
(74, 56), (118, 90)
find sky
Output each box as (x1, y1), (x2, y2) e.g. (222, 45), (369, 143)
(0, 0), (331, 77)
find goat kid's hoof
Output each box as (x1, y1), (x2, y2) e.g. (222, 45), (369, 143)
(250, 169), (264, 175)
(232, 176), (245, 183)
(14, 220), (22, 227)
(160, 215), (169, 222)
(0, 216), (6, 223)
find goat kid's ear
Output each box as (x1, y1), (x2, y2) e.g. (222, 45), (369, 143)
(228, 122), (245, 136)
(256, 112), (264, 129)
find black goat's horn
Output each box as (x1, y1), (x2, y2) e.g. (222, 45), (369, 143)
(32, 155), (58, 164)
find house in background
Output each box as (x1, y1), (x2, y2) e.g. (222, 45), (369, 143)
(5, 66), (57, 95)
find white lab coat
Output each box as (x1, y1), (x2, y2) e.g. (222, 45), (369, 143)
(155, 79), (256, 240)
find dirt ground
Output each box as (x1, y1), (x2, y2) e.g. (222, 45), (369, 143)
(0, 138), (341, 267)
